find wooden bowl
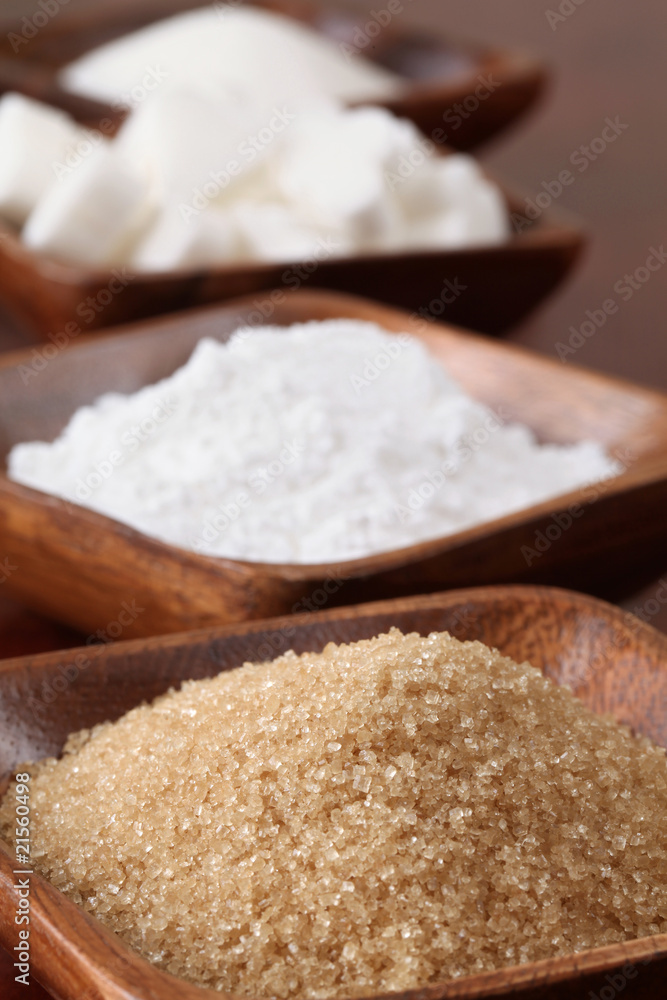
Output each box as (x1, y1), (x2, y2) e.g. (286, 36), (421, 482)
(0, 5), (560, 339)
(1, 585), (667, 1000)
(0, 0), (546, 152)
(0, 288), (666, 640)
(0, 188), (583, 340)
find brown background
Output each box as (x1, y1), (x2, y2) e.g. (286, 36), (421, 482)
(0, 0), (666, 994)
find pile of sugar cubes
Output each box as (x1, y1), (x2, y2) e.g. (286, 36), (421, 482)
(0, 6), (509, 271)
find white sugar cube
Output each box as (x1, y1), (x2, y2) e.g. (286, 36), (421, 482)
(132, 206), (241, 271)
(345, 105), (425, 174)
(404, 210), (476, 249)
(115, 84), (271, 206)
(273, 106), (422, 253)
(231, 203), (342, 262)
(351, 197), (404, 252)
(462, 182), (510, 244)
(23, 144), (155, 266)
(396, 154), (483, 216)
(395, 160), (452, 218)
(0, 92), (84, 226)
(396, 154), (509, 249)
(276, 118), (381, 225)
(404, 188), (509, 250)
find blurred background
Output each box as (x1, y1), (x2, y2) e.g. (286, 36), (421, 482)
(2, 0), (666, 385)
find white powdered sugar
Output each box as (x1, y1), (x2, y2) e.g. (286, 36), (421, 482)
(8, 321), (620, 564)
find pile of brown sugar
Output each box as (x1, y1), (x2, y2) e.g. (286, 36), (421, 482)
(3, 628), (667, 998)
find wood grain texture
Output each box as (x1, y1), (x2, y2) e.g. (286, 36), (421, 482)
(0, 288), (666, 639)
(0, 594), (82, 660)
(1, 585), (667, 999)
(0, 0), (545, 151)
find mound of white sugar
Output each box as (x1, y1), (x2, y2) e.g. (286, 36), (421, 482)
(58, 5), (402, 108)
(8, 321), (621, 564)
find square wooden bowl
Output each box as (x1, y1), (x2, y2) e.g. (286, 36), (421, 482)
(0, 2), (562, 339)
(0, 0), (546, 152)
(0, 288), (665, 640)
(1, 586), (667, 999)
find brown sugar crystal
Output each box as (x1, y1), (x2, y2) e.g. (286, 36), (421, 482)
(3, 628), (667, 997)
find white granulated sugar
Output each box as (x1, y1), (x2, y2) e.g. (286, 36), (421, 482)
(8, 322), (620, 564)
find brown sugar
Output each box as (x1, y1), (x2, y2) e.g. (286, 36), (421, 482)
(2, 628), (667, 997)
